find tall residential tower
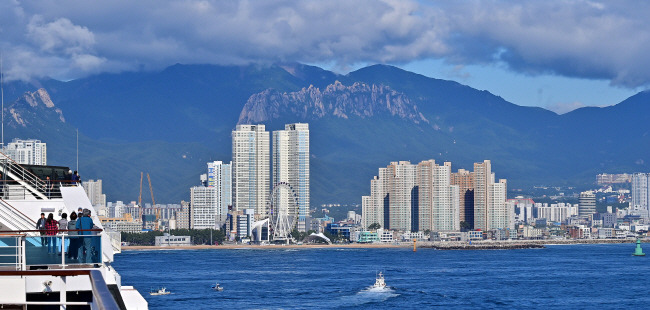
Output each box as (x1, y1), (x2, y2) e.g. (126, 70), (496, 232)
(273, 123), (310, 232)
(232, 125), (270, 218)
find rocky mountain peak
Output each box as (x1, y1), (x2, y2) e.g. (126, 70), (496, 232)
(7, 89), (65, 128)
(238, 81), (428, 124)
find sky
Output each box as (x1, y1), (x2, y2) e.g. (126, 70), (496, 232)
(1, 0), (648, 114)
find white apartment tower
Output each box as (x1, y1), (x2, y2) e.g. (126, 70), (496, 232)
(2, 138), (47, 165)
(631, 173), (650, 218)
(273, 123), (310, 232)
(232, 125), (270, 218)
(82, 179), (106, 208)
(190, 161), (232, 229)
(208, 160), (232, 211)
(190, 186), (220, 229)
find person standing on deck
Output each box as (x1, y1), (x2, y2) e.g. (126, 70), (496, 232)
(45, 214), (59, 254)
(36, 213), (47, 246)
(76, 209), (95, 263)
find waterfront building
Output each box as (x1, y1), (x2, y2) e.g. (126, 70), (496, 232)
(387, 161), (418, 231)
(473, 160), (491, 230)
(174, 201), (191, 229)
(272, 123), (310, 232)
(578, 191), (596, 218)
(631, 173), (650, 219)
(237, 209), (255, 238)
(232, 124), (270, 218)
(417, 160), (460, 232)
(82, 179), (107, 208)
(473, 160), (509, 230)
(155, 234), (192, 246)
(489, 179), (508, 229)
(2, 138), (47, 165)
(190, 185), (227, 229)
(451, 169), (474, 227)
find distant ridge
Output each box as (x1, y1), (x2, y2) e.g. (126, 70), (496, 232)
(2, 63), (649, 205)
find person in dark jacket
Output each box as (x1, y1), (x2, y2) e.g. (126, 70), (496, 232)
(67, 212), (79, 260)
(76, 209), (95, 263)
(36, 213), (47, 246)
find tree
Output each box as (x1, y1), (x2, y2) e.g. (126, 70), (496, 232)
(368, 223), (381, 230)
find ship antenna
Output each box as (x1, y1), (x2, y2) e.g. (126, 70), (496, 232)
(1, 51), (4, 147)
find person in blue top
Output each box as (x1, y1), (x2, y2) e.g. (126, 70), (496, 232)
(76, 208), (95, 263)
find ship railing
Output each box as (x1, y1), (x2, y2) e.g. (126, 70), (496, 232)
(0, 179), (78, 200)
(0, 233), (26, 270)
(0, 229), (103, 269)
(0, 269), (120, 310)
(0, 151), (49, 199)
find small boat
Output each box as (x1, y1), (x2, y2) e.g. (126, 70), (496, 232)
(150, 287), (171, 295)
(211, 283), (224, 291)
(373, 272), (386, 289)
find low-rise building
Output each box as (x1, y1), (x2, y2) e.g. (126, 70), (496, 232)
(155, 234), (191, 246)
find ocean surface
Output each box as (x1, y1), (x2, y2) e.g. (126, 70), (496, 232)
(112, 243), (649, 309)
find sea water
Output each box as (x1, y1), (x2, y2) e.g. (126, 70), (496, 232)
(113, 243), (649, 309)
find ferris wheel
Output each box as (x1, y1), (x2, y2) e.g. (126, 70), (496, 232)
(267, 182), (299, 242)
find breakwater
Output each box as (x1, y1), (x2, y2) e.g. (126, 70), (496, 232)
(425, 243), (545, 250)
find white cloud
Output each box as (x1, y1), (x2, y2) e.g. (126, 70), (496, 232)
(0, 0), (649, 88)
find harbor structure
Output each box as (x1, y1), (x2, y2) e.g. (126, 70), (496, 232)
(232, 124), (270, 218)
(272, 123), (310, 232)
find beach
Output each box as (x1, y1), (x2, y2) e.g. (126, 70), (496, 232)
(121, 238), (642, 251)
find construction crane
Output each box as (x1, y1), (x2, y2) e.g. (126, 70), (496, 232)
(138, 172), (159, 230)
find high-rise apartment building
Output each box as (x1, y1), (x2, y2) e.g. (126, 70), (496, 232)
(631, 173), (650, 218)
(488, 179), (508, 229)
(473, 160), (492, 230)
(472, 160), (509, 231)
(386, 161), (417, 231)
(2, 138), (47, 165)
(82, 179), (106, 208)
(207, 161), (232, 210)
(190, 161), (231, 229)
(175, 201), (191, 229)
(417, 160), (459, 232)
(232, 125), (270, 218)
(452, 169), (474, 227)
(191, 186), (221, 229)
(578, 191), (596, 218)
(362, 160), (462, 232)
(272, 123), (310, 232)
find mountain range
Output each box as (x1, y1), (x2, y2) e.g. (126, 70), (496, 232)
(3, 63), (650, 206)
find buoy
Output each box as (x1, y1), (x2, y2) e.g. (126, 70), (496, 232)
(633, 239), (646, 256)
(413, 238), (417, 252)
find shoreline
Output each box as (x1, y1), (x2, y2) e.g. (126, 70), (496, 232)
(121, 238), (644, 251)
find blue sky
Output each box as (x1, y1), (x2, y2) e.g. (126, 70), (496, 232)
(1, 0), (648, 113)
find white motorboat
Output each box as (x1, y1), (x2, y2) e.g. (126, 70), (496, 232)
(211, 283), (224, 291)
(373, 272), (386, 289)
(150, 287), (171, 295)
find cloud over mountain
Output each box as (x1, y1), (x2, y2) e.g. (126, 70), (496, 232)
(1, 0), (649, 88)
